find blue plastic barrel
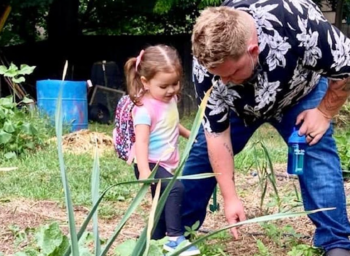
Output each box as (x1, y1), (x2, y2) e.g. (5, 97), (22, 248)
(36, 80), (88, 132)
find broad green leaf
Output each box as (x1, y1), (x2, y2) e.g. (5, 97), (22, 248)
(4, 152), (16, 159)
(21, 97), (34, 104)
(0, 107), (5, 119)
(18, 64), (36, 75)
(25, 141), (35, 149)
(22, 123), (37, 135)
(35, 222), (69, 255)
(0, 65), (7, 74)
(4, 121), (15, 133)
(0, 96), (15, 108)
(115, 240), (137, 256)
(0, 130), (12, 144)
(12, 76), (26, 83)
(4, 63), (18, 77)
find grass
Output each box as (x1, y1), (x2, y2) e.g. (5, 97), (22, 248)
(0, 116), (288, 204)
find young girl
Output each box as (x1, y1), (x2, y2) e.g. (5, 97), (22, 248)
(124, 44), (200, 256)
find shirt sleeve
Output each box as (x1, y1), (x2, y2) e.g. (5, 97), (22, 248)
(133, 106), (151, 127)
(192, 57), (230, 133)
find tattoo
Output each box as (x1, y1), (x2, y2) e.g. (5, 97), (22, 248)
(205, 130), (221, 138)
(322, 80), (350, 112)
(343, 81), (350, 91)
(224, 142), (233, 157)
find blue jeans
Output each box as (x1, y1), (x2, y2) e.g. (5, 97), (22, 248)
(181, 77), (350, 251)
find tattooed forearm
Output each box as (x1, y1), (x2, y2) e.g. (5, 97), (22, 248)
(318, 79), (350, 117)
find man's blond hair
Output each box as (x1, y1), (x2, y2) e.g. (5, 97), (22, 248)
(192, 6), (252, 69)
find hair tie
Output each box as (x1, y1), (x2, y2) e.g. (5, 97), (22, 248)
(135, 50), (145, 72)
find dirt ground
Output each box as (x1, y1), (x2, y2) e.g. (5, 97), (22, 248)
(1, 130), (350, 255)
(2, 166), (349, 256)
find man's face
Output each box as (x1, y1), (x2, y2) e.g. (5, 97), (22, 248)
(208, 53), (255, 85)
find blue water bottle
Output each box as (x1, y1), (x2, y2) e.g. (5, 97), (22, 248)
(287, 127), (307, 175)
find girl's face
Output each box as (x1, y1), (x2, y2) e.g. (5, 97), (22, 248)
(141, 71), (180, 103)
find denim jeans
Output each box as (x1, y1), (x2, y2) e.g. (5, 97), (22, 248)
(134, 163), (184, 239)
(181, 77), (350, 251)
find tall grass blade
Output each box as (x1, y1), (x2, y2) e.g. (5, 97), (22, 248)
(180, 87), (213, 164)
(99, 164), (159, 256)
(131, 87), (213, 256)
(168, 208), (335, 256)
(145, 181), (161, 256)
(260, 141), (281, 211)
(56, 61), (80, 256)
(252, 142), (268, 210)
(91, 146), (101, 255)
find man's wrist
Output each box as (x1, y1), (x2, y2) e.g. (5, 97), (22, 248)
(317, 106), (333, 120)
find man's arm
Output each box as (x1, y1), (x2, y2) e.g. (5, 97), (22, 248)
(297, 78), (350, 145)
(318, 78), (350, 119)
(205, 127), (246, 239)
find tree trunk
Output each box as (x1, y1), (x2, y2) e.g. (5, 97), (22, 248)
(335, 0), (345, 29)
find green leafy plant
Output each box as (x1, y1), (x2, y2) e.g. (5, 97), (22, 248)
(287, 244), (323, 256)
(0, 63), (36, 84)
(334, 130), (350, 173)
(0, 96), (48, 159)
(184, 220), (200, 241)
(12, 222), (93, 256)
(254, 239), (272, 256)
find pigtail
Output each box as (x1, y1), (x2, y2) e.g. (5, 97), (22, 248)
(124, 57), (144, 106)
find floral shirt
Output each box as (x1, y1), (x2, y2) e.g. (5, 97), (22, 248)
(193, 0), (350, 132)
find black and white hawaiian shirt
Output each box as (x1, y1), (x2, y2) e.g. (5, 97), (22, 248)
(193, 0), (350, 133)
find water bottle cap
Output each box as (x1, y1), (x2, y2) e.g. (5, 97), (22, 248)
(288, 128), (307, 143)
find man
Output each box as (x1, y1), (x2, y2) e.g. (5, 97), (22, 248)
(181, 0), (350, 255)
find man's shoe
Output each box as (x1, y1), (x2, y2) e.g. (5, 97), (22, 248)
(326, 248), (350, 256)
(163, 235), (200, 256)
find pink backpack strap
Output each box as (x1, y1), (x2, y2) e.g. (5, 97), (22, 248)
(126, 144), (135, 165)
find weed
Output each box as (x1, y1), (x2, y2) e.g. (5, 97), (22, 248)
(254, 239), (272, 256)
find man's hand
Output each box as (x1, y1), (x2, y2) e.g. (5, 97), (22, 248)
(296, 108), (331, 145)
(224, 197), (246, 239)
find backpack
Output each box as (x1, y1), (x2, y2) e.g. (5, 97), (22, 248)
(113, 95), (136, 164)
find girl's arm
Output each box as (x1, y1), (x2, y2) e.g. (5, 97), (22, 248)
(134, 124), (151, 180)
(179, 123), (190, 139)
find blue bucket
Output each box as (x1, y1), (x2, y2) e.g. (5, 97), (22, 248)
(36, 80), (88, 132)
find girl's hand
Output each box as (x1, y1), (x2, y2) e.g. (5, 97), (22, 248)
(179, 124), (190, 139)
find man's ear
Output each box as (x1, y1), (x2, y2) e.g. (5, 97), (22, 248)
(247, 44), (259, 58)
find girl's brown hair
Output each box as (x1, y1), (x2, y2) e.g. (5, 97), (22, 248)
(124, 44), (183, 105)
